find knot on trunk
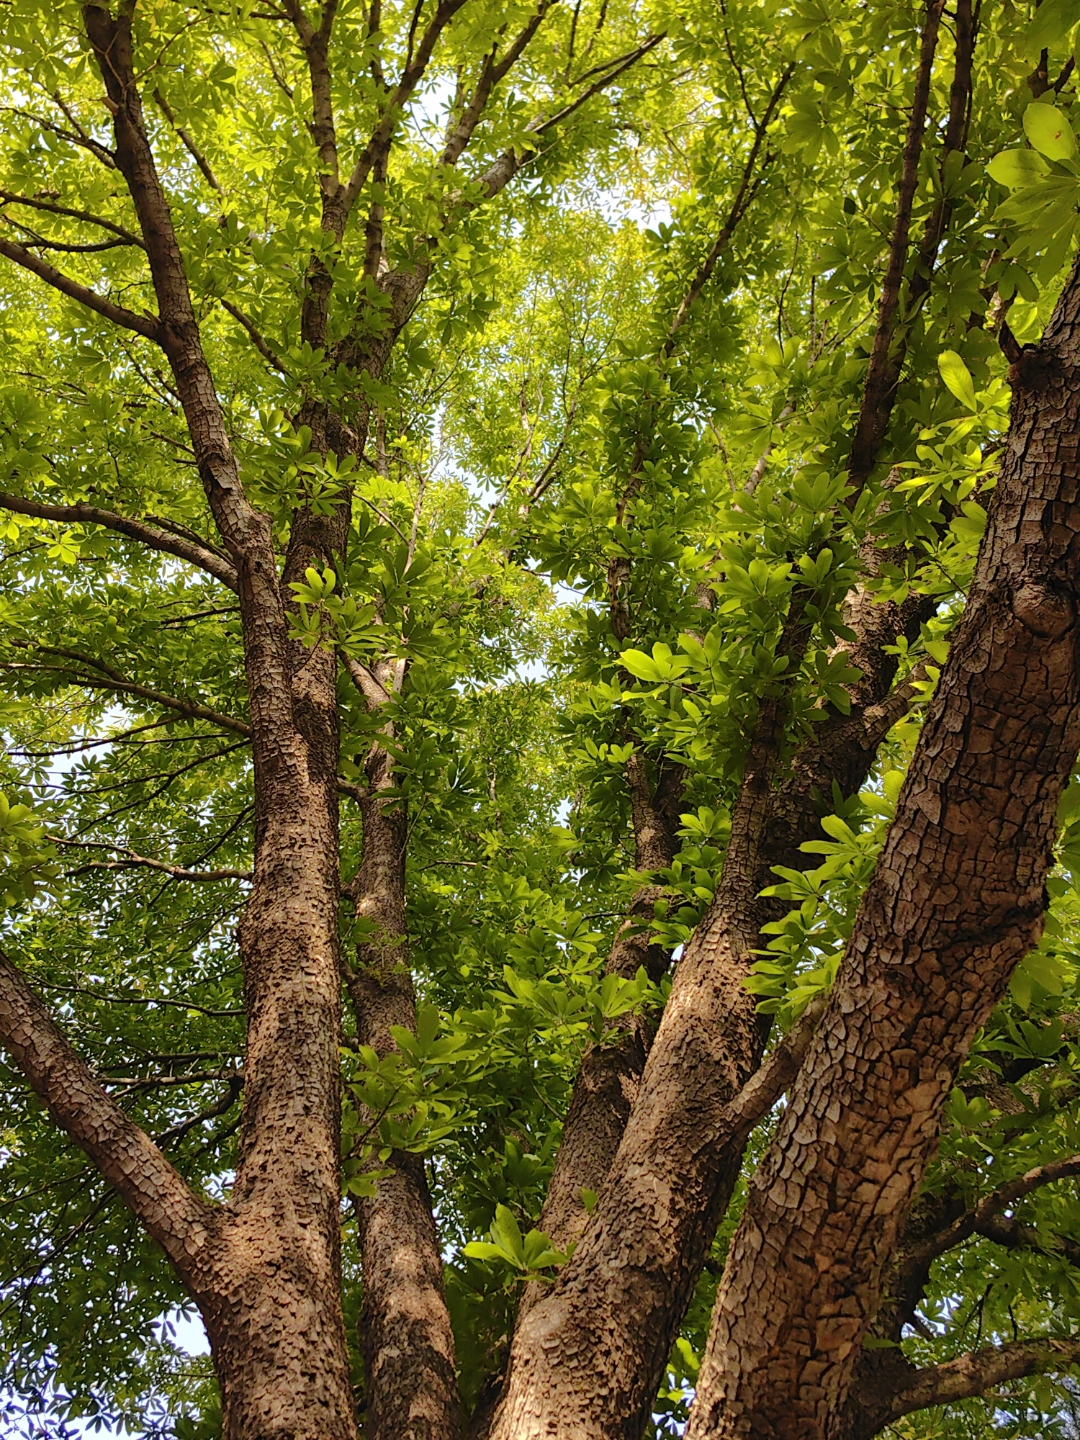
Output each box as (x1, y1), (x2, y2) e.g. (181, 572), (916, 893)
(1011, 581), (1075, 640)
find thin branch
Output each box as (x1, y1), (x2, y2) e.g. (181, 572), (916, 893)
(911, 1155), (1080, 1269)
(36, 980), (243, 1019)
(847, 0), (949, 491)
(8, 645), (252, 737)
(0, 493), (239, 592)
(664, 64), (794, 351)
(152, 89), (224, 194)
(218, 297), (289, 375)
(884, 1337), (1080, 1423)
(441, 1), (555, 168)
(153, 1075), (243, 1148)
(0, 190), (144, 247)
(48, 835), (251, 883)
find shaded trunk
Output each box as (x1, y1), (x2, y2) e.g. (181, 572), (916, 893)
(686, 254), (1080, 1440)
(346, 739), (462, 1440)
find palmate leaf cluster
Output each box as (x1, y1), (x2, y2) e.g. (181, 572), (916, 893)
(2, 0), (1080, 1436)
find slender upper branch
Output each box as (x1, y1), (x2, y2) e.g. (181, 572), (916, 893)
(10, 643), (253, 737)
(0, 945), (213, 1277)
(911, 1155), (1080, 1268)
(847, 0), (948, 490)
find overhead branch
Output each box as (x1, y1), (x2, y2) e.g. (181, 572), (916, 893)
(0, 190), (144, 247)
(49, 835), (251, 883)
(883, 1338), (1080, 1423)
(664, 63), (794, 352)
(473, 34), (666, 205)
(339, 0), (472, 219)
(911, 1154), (1080, 1268)
(0, 236), (160, 339)
(152, 89), (224, 195)
(441, 1), (556, 168)
(10, 644), (252, 737)
(217, 297), (289, 376)
(0, 946), (213, 1277)
(0, 493), (239, 591)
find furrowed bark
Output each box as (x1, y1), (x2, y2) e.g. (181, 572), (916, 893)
(344, 724), (461, 1440)
(78, 11), (356, 1437)
(489, 605), (813, 1440)
(686, 253), (1080, 1440)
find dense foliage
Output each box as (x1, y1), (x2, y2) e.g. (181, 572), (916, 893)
(2, 1), (1080, 1436)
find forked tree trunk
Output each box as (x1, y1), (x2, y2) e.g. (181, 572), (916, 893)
(685, 252), (1080, 1440)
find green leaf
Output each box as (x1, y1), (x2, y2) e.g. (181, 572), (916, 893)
(987, 148), (1052, 190)
(1024, 103), (1078, 162)
(938, 351), (977, 411)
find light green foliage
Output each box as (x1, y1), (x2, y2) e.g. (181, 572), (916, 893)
(2, 0), (1080, 1436)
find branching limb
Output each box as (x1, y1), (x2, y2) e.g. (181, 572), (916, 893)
(0, 190), (144, 247)
(473, 34), (666, 204)
(48, 835), (251, 883)
(154, 1075), (244, 1148)
(0, 946), (213, 1277)
(664, 63), (794, 351)
(0, 493), (240, 591)
(848, 0), (949, 490)
(911, 1155), (1080, 1269)
(883, 1338), (1080, 1423)
(8, 644), (252, 737)
(441, 1), (556, 167)
(0, 236), (160, 340)
(152, 88), (224, 195)
(217, 297), (289, 375)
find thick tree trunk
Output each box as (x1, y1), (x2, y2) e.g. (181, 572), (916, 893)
(685, 254), (1080, 1440)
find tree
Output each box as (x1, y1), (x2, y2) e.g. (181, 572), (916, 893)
(4, 2), (1080, 1439)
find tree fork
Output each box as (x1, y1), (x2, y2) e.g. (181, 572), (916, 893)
(686, 251), (1080, 1440)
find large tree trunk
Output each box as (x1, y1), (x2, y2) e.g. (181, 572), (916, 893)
(685, 253), (1080, 1440)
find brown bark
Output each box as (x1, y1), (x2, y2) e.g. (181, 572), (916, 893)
(686, 253), (1080, 1440)
(345, 735), (462, 1440)
(78, 10), (357, 1435)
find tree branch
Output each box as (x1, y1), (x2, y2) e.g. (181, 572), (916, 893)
(911, 1155), (1080, 1269)
(884, 1338), (1080, 1423)
(0, 493), (239, 591)
(9, 644), (252, 737)
(0, 946), (213, 1277)
(0, 236), (160, 339)
(0, 190), (144, 247)
(847, 0), (948, 491)
(49, 835), (251, 883)
(663, 63), (794, 352)
(440, 1), (556, 168)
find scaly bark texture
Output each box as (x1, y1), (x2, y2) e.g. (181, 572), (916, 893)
(78, 10), (356, 1435)
(686, 253), (1080, 1440)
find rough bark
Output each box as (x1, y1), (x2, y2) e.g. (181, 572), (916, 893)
(345, 736), (462, 1440)
(78, 11), (357, 1436)
(686, 253), (1080, 1440)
